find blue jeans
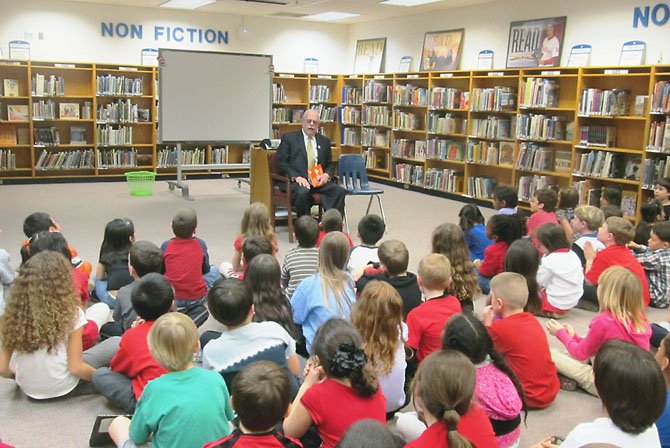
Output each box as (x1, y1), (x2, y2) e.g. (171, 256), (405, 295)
(477, 272), (492, 295)
(203, 264), (219, 289)
(93, 277), (116, 308)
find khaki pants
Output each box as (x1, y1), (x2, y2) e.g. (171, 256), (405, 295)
(550, 348), (598, 396)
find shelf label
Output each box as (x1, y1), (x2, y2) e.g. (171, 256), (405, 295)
(604, 69), (629, 74)
(119, 66), (138, 71)
(540, 70), (561, 75)
(55, 63), (76, 68)
(439, 73), (454, 78)
(278, 73), (295, 78)
(374, 75), (385, 79)
(348, 75), (359, 79)
(407, 74), (419, 78)
(317, 75), (332, 79)
(487, 72), (504, 76)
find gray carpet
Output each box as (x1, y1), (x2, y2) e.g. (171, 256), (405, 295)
(0, 177), (664, 447)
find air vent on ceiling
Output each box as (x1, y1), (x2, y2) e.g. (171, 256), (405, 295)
(270, 11), (309, 18)
(237, 0), (291, 5)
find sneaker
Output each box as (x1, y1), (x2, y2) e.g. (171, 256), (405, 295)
(574, 299), (600, 312)
(558, 374), (578, 391)
(218, 261), (234, 277)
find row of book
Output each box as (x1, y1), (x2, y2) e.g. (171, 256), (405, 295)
(213, 147), (251, 165)
(0, 149), (16, 170)
(97, 99), (150, 123)
(393, 111), (422, 131)
(96, 75), (144, 97)
(574, 180), (637, 217)
(340, 106), (361, 125)
(35, 148), (94, 170)
(648, 118), (670, 152)
(311, 104), (337, 123)
(393, 84), (427, 107)
(424, 168), (463, 193)
(97, 148), (138, 168)
(642, 155), (670, 189)
(391, 138), (466, 162)
(429, 87), (468, 110)
(574, 150), (628, 179)
(650, 80), (670, 113)
(470, 86), (517, 112)
(579, 125), (617, 147)
(471, 116), (514, 139)
(518, 175), (555, 201)
(272, 83), (287, 104)
(394, 163), (424, 186)
(32, 74), (65, 97)
(341, 85), (361, 105)
(97, 125), (133, 146)
(467, 176), (498, 199)
(363, 81), (392, 103)
(272, 107), (303, 124)
(0, 125), (29, 145)
(516, 114), (567, 141)
(427, 112), (466, 134)
(341, 127), (360, 146)
(362, 128), (389, 147)
(309, 85), (330, 103)
(392, 139), (427, 160)
(519, 78), (559, 108)
(361, 105), (390, 126)
(578, 88), (630, 116)
(516, 143), (571, 173)
(467, 141), (513, 166)
(34, 127), (61, 146)
(363, 149), (390, 170)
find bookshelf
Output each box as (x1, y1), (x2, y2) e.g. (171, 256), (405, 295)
(0, 60), (31, 178)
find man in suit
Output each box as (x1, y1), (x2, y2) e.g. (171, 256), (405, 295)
(276, 109), (347, 217)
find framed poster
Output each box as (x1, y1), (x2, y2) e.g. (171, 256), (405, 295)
(353, 38), (386, 74)
(506, 16), (567, 68)
(420, 29), (464, 71)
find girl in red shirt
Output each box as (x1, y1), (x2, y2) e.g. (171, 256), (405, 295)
(283, 319), (386, 448)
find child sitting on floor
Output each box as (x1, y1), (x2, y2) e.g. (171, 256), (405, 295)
(504, 239), (542, 315)
(109, 313), (235, 448)
(475, 214), (525, 294)
(630, 221), (670, 308)
(570, 205), (605, 267)
(93, 218), (135, 308)
(483, 272), (559, 409)
(317, 209), (354, 248)
(635, 200), (664, 245)
(493, 185), (518, 215)
(347, 214), (385, 272)
(92, 273), (173, 413)
(458, 203), (492, 262)
(527, 187), (558, 251)
(281, 215), (319, 299)
(556, 186), (579, 241)
(230, 202), (279, 273)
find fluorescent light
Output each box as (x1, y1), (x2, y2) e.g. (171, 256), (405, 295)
(380, 0), (443, 6)
(159, 0), (216, 10)
(302, 11), (361, 21)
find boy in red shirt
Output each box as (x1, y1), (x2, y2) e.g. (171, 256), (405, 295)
(581, 216), (650, 309)
(92, 273), (173, 412)
(483, 272), (559, 409)
(527, 187), (558, 251)
(406, 253), (462, 363)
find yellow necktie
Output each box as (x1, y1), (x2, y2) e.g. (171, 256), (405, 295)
(307, 138), (316, 168)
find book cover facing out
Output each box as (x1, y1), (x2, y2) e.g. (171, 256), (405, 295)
(308, 164), (324, 187)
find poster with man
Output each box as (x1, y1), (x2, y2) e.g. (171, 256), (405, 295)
(506, 17), (567, 68)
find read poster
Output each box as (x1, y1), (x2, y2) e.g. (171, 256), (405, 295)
(506, 17), (567, 68)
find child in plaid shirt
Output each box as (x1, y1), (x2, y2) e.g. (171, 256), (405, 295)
(630, 221), (670, 308)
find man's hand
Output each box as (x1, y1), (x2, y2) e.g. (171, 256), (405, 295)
(316, 172), (329, 185)
(295, 176), (310, 188)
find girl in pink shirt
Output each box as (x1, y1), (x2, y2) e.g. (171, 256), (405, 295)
(547, 265), (651, 395)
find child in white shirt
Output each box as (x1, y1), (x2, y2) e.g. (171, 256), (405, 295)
(570, 205), (605, 267)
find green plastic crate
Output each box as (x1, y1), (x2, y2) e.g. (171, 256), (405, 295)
(125, 171), (156, 196)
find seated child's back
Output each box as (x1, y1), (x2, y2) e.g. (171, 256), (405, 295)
(348, 214), (385, 272)
(632, 221), (670, 308)
(281, 215), (319, 298)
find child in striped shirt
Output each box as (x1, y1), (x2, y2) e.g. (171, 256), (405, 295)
(281, 215), (319, 298)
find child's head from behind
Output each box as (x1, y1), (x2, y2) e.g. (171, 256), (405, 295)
(442, 313), (492, 365)
(378, 240), (409, 276)
(358, 214), (385, 245)
(411, 350), (475, 447)
(313, 318), (378, 397)
(336, 420), (404, 448)
(232, 361), (291, 433)
(322, 209), (344, 233)
(598, 216), (635, 246)
(22, 212), (56, 238)
(487, 214), (524, 244)
(655, 334), (670, 377)
(601, 204), (624, 220)
(458, 203), (485, 232)
(432, 223), (469, 264)
(129, 241), (163, 277)
(503, 239), (540, 312)
(572, 205), (604, 234)
(319, 231), (350, 273)
(650, 221), (670, 251)
(492, 185), (518, 210)
(594, 340), (665, 434)
(101, 218), (135, 250)
(418, 253), (452, 292)
(597, 266), (645, 329)
(641, 200), (663, 224)
(208, 277), (253, 327)
(28, 230), (71, 261)
(490, 272), (528, 313)
(246, 254), (281, 293)
(0, 251), (79, 353)
(351, 281), (403, 373)
(531, 187), (558, 213)
(131, 273), (174, 321)
(148, 312), (198, 372)
(241, 202), (272, 236)
(600, 187), (622, 207)
(171, 208), (197, 239)
(536, 223), (570, 254)
(295, 215), (319, 248)
(558, 187), (579, 210)
(242, 235), (273, 266)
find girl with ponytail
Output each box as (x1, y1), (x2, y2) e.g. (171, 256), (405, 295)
(397, 349), (497, 448)
(443, 313), (525, 448)
(283, 319), (386, 448)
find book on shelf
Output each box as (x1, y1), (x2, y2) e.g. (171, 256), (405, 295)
(624, 156), (642, 181)
(555, 150), (572, 172)
(651, 80), (670, 113)
(634, 95), (648, 116)
(0, 149), (16, 170)
(648, 118), (670, 152)
(517, 175), (556, 201)
(3, 79), (19, 97)
(471, 86), (517, 112)
(499, 142), (514, 166)
(620, 191), (637, 217)
(7, 105), (29, 121)
(96, 75), (143, 96)
(471, 115), (514, 139)
(642, 156), (670, 188)
(0, 125), (17, 145)
(429, 87), (468, 110)
(16, 128), (29, 145)
(59, 103), (80, 119)
(467, 176), (497, 199)
(579, 88), (630, 116)
(70, 126), (87, 144)
(520, 78), (559, 108)
(34, 127), (61, 146)
(424, 167), (463, 193)
(428, 112), (465, 134)
(32, 74), (65, 97)
(579, 125), (617, 147)
(35, 148), (94, 170)
(394, 163), (424, 186)
(97, 148), (138, 168)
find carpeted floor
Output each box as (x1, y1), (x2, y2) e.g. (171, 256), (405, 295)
(0, 177), (665, 447)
